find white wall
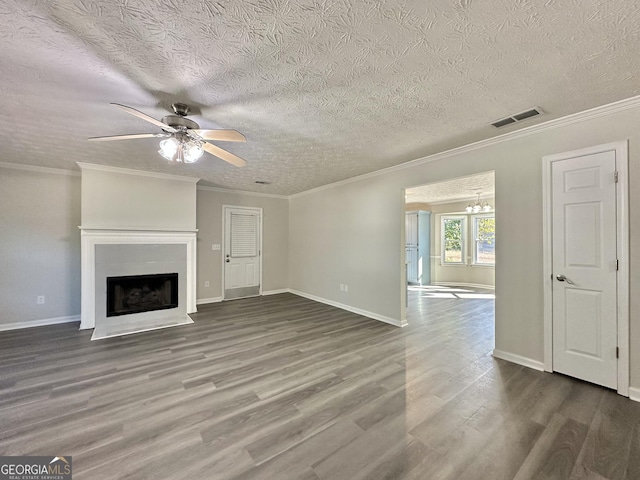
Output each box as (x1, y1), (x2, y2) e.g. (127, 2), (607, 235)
(0, 167), (81, 328)
(290, 176), (404, 321)
(289, 104), (640, 389)
(196, 188), (289, 301)
(80, 165), (197, 231)
(0, 168), (289, 327)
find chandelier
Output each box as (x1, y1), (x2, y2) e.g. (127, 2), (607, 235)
(465, 193), (492, 213)
(158, 132), (204, 163)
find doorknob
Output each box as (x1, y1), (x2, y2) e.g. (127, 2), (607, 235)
(556, 274), (573, 284)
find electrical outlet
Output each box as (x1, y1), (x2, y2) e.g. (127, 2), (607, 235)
(344, 284), (349, 292)
(204, 281), (210, 288)
(340, 284), (344, 292)
(37, 296), (45, 304)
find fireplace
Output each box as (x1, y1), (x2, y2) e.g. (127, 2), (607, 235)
(79, 229), (197, 333)
(107, 273), (178, 317)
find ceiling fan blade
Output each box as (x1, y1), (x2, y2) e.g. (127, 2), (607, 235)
(202, 142), (248, 168)
(193, 129), (246, 142)
(111, 103), (177, 133)
(88, 133), (166, 141)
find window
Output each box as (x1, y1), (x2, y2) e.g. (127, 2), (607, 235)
(473, 215), (495, 265)
(441, 216), (465, 264)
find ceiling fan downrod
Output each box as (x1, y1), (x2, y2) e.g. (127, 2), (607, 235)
(172, 103), (190, 117)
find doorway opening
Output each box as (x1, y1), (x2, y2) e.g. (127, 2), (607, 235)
(403, 171), (496, 346)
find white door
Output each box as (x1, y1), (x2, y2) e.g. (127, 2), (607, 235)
(551, 150), (617, 389)
(224, 207), (261, 300)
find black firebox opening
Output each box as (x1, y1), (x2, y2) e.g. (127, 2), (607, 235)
(107, 273), (178, 317)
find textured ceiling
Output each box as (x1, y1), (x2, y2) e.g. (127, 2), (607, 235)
(406, 171), (494, 204)
(1, 0), (639, 195)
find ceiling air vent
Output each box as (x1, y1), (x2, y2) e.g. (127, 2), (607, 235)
(491, 107), (544, 128)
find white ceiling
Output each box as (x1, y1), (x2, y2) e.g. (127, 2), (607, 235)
(1, 0), (639, 195)
(406, 171), (494, 204)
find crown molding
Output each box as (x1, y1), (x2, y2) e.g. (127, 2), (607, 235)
(0, 162), (80, 176)
(197, 184), (289, 199)
(76, 162), (200, 183)
(78, 226), (198, 233)
(290, 94), (640, 199)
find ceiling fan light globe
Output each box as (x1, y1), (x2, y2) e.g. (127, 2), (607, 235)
(183, 144), (203, 163)
(465, 205), (473, 213)
(158, 148), (174, 161)
(483, 204), (492, 212)
(159, 137), (179, 159)
(181, 138), (204, 163)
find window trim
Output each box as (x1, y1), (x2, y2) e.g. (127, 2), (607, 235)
(472, 213), (495, 266)
(441, 215), (466, 265)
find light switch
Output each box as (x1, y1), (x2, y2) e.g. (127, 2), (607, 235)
(212, 244), (221, 251)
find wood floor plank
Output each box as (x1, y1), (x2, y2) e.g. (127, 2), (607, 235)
(513, 413), (589, 480)
(234, 419), (363, 480)
(405, 424), (486, 480)
(458, 414), (544, 480)
(311, 411), (417, 480)
(624, 423), (640, 480)
(0, 288), (637, 479)
(572, 393), (640, 480)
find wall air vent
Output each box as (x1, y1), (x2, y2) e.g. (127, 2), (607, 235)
(491, 107), (544, 128)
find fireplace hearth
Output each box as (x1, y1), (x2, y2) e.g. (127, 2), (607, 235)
(107, 273), (178, 317)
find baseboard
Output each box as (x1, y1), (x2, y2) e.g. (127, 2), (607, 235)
(0, 315), (80, 332)
(91, 314), (194, 341)
(629, 387), (640, 403)
(196, 297), (222, 305)
(492, 349), (545, 371)
(289, 289), (406, 327)
(197, 290), (291, 304)
(262, 289), (290, 296)
(434, 282), (495, 290)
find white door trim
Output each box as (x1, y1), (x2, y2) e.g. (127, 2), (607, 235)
(221, 205), (263, 301)
(542, 141), (629, 396)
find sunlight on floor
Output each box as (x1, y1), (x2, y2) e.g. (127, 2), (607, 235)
(455, 293), (495, 299)
(408, 284), (495, 299)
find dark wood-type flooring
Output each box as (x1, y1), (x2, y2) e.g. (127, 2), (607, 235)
(1, 286), (639, 479)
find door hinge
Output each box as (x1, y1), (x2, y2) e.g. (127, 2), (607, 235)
(616, 347), (619, 359)
(616, 259), (619, 271)
(614, 171), (619, 183)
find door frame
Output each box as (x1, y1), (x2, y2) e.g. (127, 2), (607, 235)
(221, 205), (263, 301)
(542, 141), (629, 396)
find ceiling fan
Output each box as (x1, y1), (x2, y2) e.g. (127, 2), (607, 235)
(88, 103), (247, 167)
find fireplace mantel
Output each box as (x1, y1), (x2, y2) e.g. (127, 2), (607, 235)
(79, 227), (197, 330)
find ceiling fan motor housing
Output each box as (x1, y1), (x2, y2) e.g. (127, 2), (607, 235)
(160, 115), (200, 131)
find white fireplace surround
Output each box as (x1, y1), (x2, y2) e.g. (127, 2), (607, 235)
(80, 228), (197, 330)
